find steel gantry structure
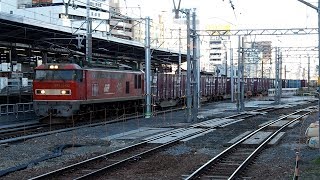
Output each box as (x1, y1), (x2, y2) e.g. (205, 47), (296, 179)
(202, 27), (318, 111)
(200, 27), (319, 36)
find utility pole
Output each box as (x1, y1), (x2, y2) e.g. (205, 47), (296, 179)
(297, 0), (320, 153)
(86, 0), (92, 65)
(145, 17), (151, 118)
(192, 10), (198, 120)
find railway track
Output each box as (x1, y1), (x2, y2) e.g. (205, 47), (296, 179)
(29, 127), (211, 180)
(1, 102), (314, 179)
(0, 107), (186, 145)
(27, 106), (290, 179)
(185, 106), (316, 180)
(0, 105), (279, 145)
(0, 122), (47, 140)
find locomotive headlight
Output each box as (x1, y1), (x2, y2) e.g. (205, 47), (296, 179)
(40, 90), (45, 94)
(60, 90), (71, 95)
(61, 90), (66, 95)
(49, 65), (59, 69)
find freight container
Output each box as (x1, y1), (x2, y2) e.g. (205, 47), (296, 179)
(287, 79), (301, 88)
(301, 80), (307, 87)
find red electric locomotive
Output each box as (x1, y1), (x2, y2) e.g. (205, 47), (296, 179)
(33, 63), (144, 118)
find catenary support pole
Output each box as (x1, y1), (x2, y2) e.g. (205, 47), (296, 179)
(178, 27), (182, 89)
(318, 0), (320, 151)
(237, 36), (241, 111)
(231, 48), (234, 102)
(262, 58), (264, 78)
(186, 9), (192, 122)
(86, 0), (92, 65)
(192, 10), (198, 120)
(284, 65), (287, 88)
(197, 33), (201, 108)
(240, 37), (245, 111)
(275, 47), (279, 104)
(280, 51), (283, 100)
(145, 17), (151, 118)
(296, 0), (320, 152)
(308, 56), (310, 91)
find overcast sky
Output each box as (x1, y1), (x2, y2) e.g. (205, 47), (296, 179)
(125, 0), (318, 28)
(123, 0), (319, 77)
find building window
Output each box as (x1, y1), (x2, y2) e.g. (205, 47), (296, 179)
(210, 41), (221, 44)
(210, 59), (221, 61)
(210, 53), (221, 56)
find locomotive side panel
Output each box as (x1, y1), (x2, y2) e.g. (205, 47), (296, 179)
(85, 70), (144, 102)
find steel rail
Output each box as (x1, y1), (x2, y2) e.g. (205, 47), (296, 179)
(185, 107), (315, 179)
(0, 107), (185, 145)
(29, 128), (210, 180)
(28, 106), (281, 179)
(228, 111), (313, 179)
(0, 123), (44, 135)
(0, 105), (276, 145)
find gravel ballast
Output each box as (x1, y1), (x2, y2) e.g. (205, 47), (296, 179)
(0, 96), (319, 179)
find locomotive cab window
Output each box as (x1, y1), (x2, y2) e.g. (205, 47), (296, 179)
(138, 75), (141, 89)
(35, 70), (75, 81)
(134, 74), (142, 89)
(134, 75), (137, 89)
(73, 70), (83, 82)
(126, 81), (130, 94)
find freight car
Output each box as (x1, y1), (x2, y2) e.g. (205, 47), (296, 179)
(33, 63), (144, 119)
(33, 63), (307, 120)
(282, 79), (306, 88)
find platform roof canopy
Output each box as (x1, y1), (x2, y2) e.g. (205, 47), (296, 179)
(0, 16), (186, 69)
